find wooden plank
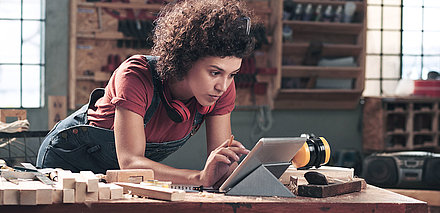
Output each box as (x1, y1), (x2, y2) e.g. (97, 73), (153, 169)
(73, 173), (87, 203)
(108, 183), (123, 200)
(282, 66), (362, 78)
(284, 20), (363, 35)
(268, 0), (283, 99)
(63, 188), (75, 203)
(283, 43), (363, 57)
(78, 2), (162, 10)
(48, 96), (67, 129)
(297, 179), (364, 198)
(280, 166), (354, 185)
(0, 179), (19, 205)
(85, 191), (99, 202)
(18, 181), (53, 205)
(106, 169), (154, 184)
(98, 182), (110, 200)
(115, 182), (185, 201)
(69, 0), (78, 110)
(58, 170), (76, 189)
(52, 188), (63, 204)
(80, 171), (99, 192)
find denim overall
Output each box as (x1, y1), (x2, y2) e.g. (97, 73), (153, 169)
(36, 57), (205, 174)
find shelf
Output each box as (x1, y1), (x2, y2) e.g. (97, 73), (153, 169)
(386, 130), (408, 135)
(414, 130), (436, 135)
(77, 32), (126, 40)
(283, 20), (363, 35)
(363, 97), (440, 152)
(292, 0), (364, 8)
(282, 65), (361, 78)
(275, 89), (362, 109)
(76, 75), (95, 81)
(78, 2), (162, 10)
(414, 110), (436, 114)
(283, 42), (362, 57)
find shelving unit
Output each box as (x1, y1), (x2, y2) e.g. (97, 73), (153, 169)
(68, 0), (279, 110)
(363, 97), (440, 152)
(272, 0), (367, 109)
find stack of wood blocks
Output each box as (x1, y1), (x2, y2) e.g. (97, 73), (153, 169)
(0, 169), (123, 205)
(1, 168), (187, 205)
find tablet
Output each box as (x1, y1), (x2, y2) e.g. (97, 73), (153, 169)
(219, 137), (306, 192)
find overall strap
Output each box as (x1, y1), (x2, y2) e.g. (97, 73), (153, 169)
(143, 56), (161, 126)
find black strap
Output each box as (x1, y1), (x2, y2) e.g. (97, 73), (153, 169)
(143, 56), (161, 126)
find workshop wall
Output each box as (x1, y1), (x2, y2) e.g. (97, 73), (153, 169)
(32, 0), (362, 170)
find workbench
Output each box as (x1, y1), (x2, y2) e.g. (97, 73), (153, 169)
(0, 185), (427, 213)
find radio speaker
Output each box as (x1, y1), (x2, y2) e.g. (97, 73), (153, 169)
(423, 157), (440, 187)
(363, 156), (398, 187)
(362, 151), (440, 189)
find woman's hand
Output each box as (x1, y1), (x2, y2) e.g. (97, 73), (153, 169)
(199, 137), (249, 187)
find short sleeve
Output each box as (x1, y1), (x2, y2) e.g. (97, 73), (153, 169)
(109, 56), (154, 117)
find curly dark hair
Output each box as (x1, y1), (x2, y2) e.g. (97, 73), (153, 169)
(151, 0), (257, 80)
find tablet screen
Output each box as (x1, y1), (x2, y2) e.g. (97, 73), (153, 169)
(219, 137), (306, 192)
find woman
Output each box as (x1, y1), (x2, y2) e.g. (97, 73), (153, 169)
(37, 0), (256, 187)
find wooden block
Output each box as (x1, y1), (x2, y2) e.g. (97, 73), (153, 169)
(52, 188), (63, 203)
(80, 171), (99, 192)
(63, 188), (75, 203)
(98, 182), (111, 200)
(0, 180), (19, 205)
(85, 191), (99, 202)
(115, 182), (185, 201)
(48, 96), (67, 129)
(74, 173), (87, 203)
(297, 179), (363, 198)
(106, 169), (154, 184)
(280, 166), (354, 185)
(58, 170), (76, 189)
(108, 183), (123, 200)
(0, 109), (26, 122)
(18, 181), (53, 205)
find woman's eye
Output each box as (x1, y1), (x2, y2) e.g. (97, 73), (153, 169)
(231, 73), (238, 78)
(210, 71), (220, 76)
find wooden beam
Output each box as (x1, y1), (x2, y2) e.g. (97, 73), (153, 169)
(108, 183), (123, 200)
(18, 181), (53, 205)
(63, 188), (75, 203)
(115, 182), (185, 201)
(73, 173), (87, 203)
(297, 178), (365, 198)
(280, 166), (354, 185)
(0, 179), (19, 205)
(80, 171), (99, 192)
(106, 169), (154, 183)
(98, 182), (111, 200)
(58, 170), (76, 189)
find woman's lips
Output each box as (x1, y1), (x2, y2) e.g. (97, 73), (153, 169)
(208, 95), (220, 101)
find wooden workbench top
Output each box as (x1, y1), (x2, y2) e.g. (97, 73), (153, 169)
(0, 185), (427, 213)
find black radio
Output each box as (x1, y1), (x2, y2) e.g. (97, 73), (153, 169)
(362, 151), (440, 189)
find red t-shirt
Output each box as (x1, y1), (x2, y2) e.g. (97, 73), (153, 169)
(87, 55), (236, 143)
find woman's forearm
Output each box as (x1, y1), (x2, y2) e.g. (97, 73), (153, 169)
(119, 155), (202, 185)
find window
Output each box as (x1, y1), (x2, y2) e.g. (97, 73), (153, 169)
(0, 0), (46, 108)
(364, 0), (440, 96)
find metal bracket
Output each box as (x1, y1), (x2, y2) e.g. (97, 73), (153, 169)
(225, 162), (294, 197)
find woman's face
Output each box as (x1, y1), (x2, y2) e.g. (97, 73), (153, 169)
(185, 56), (242, 106)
